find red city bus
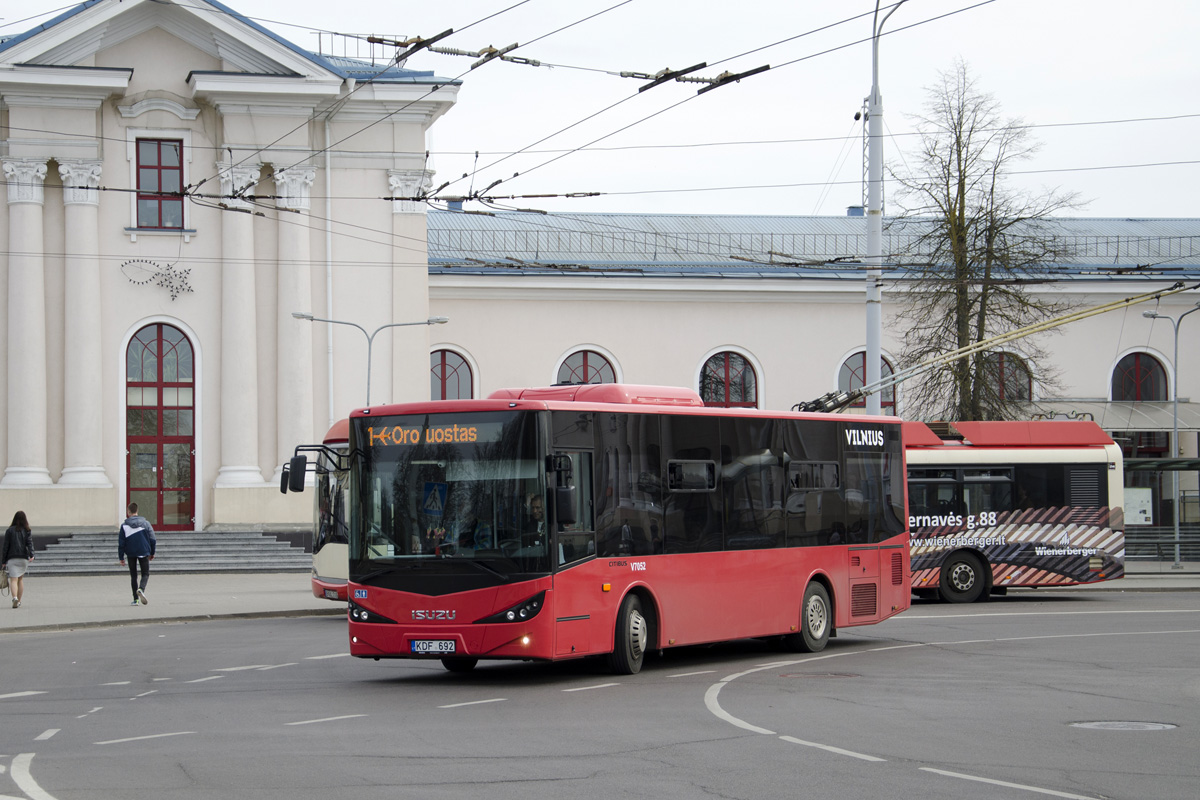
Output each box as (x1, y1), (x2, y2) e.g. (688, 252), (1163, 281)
(288, 384), (910, 674)
(905, 420), (1125, 602)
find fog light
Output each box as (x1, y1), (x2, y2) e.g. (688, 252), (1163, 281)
(521, 636), (530, 646)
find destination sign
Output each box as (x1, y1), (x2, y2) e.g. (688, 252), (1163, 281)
(364, 419), (512, 448)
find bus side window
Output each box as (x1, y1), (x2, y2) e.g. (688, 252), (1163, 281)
(556, 451), (595, 566)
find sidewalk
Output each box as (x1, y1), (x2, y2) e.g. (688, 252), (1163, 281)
(1, 562), (1197, 635)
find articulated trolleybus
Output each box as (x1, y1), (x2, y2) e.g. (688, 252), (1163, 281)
(286, 384), (910, 674)
(905, 420), (1125, 603)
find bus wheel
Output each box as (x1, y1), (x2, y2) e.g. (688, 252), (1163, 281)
(607, 594), (650, 675)
(940, 552), (985, 603)
(784, 582), (831, 653)
(441, 657), (478, 673)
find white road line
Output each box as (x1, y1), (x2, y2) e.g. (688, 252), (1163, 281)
(34, 730), (59, 741)
(95, 731), (195, 746)
(152, 678), (172, 682)
(12, 753), (59, 800)
(920, 767), (1100, 799)
(285, 714), (367, 726)
(666, 670), (717, 678)
(562, 683), (619, 692)
(899, 608), (1200, 621)
(132, 690), (157, 699)
(305, 653), (351, 660)
(76, 707), (103, 719)
(185, 676), (224, 684)
(255, 663), (297, 671)
(779, 735), (886, 762)
(0, 691), (46, 700)
(439, 698), (507, 709)
(100, 681), (130, 686)
(212, 665), (272, 672)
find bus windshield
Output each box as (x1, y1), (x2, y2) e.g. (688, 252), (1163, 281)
(350, 410), (550, 575)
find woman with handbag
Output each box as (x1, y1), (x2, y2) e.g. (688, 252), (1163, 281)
(2, 510), (34, 609)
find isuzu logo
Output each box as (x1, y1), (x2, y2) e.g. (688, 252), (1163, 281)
(412, 609), (457, 620)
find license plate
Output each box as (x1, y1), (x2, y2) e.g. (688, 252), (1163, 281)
(411, 639), (456, 654)
(323, 589), (339, 599)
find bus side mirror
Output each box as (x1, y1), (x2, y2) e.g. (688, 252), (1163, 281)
(555, 486), (577, 526)
(280, 466), (289, 494)
(287, 455), (308, 493)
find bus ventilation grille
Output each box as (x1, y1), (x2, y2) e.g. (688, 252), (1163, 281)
(891, 552), (904, 585)
(851, 583), (878, 617)
(850, 554), (861, 567)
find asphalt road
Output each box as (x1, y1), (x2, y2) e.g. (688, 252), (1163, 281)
(2, 590), (1197, 800)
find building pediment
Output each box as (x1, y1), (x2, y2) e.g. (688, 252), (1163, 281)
(1, 0), (342, 83)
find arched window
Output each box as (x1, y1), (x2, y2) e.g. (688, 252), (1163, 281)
(700, 351), (757, 408)
(558, 350), (615, 385)
(984, 352), (1032, 402)
(838, 352), (895, 415)
(431, 350), (472, 400)
(1112, 352), (1167, 402)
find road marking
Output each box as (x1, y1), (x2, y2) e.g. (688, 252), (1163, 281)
(305, 653), (351, 660)
(95, 732), (195, 746)
(900, 608), (1200, 621)
(213, 665), (272, 672)
(285, 714), (367, 726)
(562, 683), (619, 692)
(12, 753), (59, 800)
(667, 670), (717, 678)
(920, 767), (1099, 799)
(100, 682), (130, 686)
(780, 735), (886, 762)
(439, 698), (507, 708)
(76, 707), (103, 719)
(34, 730), (59, 741)
(132, 690), (157, 699)
(255, 663), (297, 671)
(185, 676), (224, 684)
(0, 691), (47, 700)
(153, 678), (172, 682)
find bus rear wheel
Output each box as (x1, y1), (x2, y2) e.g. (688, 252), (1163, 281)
(783, 582), (831, 653)
(607, 594), (650, 674)
(441, 657), (478, 673)
(940, 552), (986, 603)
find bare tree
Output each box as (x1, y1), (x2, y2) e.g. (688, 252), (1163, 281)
(888, 59), (1081, 421)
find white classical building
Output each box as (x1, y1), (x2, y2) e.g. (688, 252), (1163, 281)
(1, 0), (457, 532)
(3, 1), (1199, 540)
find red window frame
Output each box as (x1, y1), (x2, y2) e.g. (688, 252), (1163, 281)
(431, 349), (472, 400)
(838, 352), (895, 414)
(988, 352), (1032, 402)
(1112, 352), (1167, 402)
(558, 350), (616, 385)
(700, 351), (757, 408)
(136, 139), (184, 229)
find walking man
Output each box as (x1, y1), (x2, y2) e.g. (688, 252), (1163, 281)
(118, 503), (156, 605)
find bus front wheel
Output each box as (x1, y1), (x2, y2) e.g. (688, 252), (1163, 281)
(940, 552), (986, 603)
(784, 582), (831, 653)
(607, 594), (650, 674)
(441, 657), (478, 673)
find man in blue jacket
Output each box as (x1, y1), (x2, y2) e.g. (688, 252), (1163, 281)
(118, 503), (157, 606)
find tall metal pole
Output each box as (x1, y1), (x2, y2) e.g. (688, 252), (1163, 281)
(1145, 302), (1200, 569)
(293, 313), (448, 407)
(865, 1), (906, 415)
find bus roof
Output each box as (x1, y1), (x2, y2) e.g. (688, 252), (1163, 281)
(903, 419), (1115, 449)
(488, 384), (705, 407)
(324, 418), (349, 444)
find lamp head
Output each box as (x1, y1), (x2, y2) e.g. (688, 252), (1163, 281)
(428, 316), (450, 324)
(292, 312), (314, 321)
(1142, 310), (1159, 319)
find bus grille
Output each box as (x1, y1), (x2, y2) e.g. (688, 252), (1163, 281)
(891, 552), (904, 585)
(851, 583), (877, 617)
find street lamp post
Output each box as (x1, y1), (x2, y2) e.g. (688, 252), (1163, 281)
(292, 312), (449, 407)
(864, 0), (906, 415)
(1143, 301), (1200, 569)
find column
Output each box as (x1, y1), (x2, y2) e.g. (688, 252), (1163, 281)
(58, 160), (110, 486)
(273, 165), (315, 482)
(2, 159), (51, 486)
(214, 162), (265, 486)
(388, 169), (434, 404)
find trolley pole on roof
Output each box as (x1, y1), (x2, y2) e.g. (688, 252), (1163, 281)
(864, 0), (906, 415)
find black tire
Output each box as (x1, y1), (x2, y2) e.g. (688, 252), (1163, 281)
(783, 582), (832, 653)
(940, 552), (986, 603)
(607, 594), (651, 674)
(441, 657), (478, 673)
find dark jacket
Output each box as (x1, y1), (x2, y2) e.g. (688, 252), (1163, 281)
(3, 525), (34, 563)
(118, 515), (157, 560)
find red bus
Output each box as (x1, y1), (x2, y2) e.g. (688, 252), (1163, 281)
(288, 384), (910, 673)
(905, 420), (1125, 603)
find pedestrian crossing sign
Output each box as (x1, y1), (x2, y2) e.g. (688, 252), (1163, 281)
(423, 482), (448, 517)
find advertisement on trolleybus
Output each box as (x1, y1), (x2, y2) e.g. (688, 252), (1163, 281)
(286, 384), (911, 674)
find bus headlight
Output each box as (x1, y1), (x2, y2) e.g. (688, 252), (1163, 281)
(477, 591), (546, 624)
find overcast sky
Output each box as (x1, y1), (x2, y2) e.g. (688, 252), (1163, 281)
(8, 0), (1200, 219)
